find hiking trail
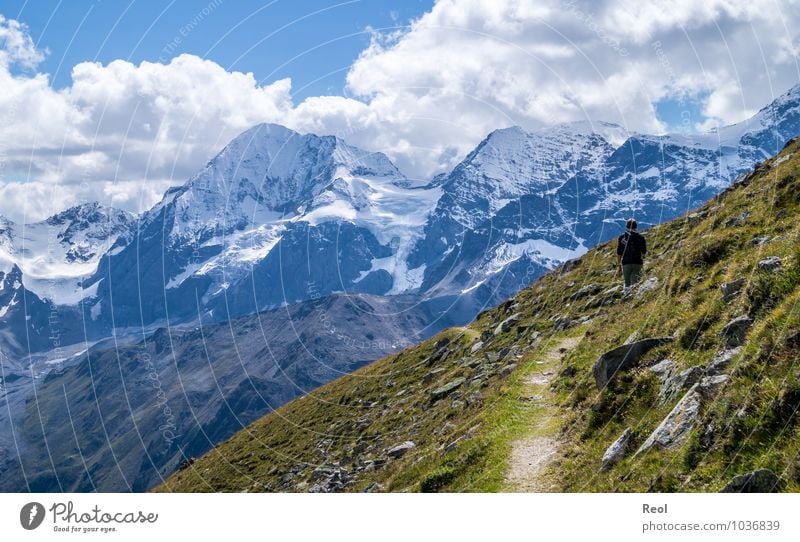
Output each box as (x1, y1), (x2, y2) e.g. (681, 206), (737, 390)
(504, 335), (583, 491)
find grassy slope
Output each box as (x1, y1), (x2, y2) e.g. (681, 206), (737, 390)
(158, 139), (800, 493)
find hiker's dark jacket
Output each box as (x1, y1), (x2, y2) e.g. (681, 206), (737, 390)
(617, 231), (647, 265)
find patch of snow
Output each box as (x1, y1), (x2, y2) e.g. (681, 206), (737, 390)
(21, 276), (101, 305)
(482, 238), (586, 277)
(639, 166), (660, 178)
(90, 301), (102, 321)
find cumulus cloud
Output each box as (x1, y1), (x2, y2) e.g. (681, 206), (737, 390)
(0, 42), (294, 222)
(0, 1), (799, 222)
(331, 0), (800, 175)
(0, 14), (45, 69)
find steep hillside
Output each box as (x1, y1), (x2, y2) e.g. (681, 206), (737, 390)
(0, 293), (457, 491)
(159, 137), (800, 493)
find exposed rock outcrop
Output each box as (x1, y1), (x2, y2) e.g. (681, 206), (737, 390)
(386, 441), (416, 459)
(592, 337), (674, 389)
(720, 316), (753, 347)
(601, 428), (632, 471)
(758, 256), (782, 271)
(720, 278), (746, 302)
(721, 469), (785, 493)
(636, 375), (729, 456)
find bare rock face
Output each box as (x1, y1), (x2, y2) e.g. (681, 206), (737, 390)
(658, 365), (705, 405)
(758, 256), (782, 271)
(430, 378), (465, 402)
(636, 387), (702, 455)
(636, 277), (659, 296)
(570, 284), (602, 301)
(601, 428), (632, 471)
(648, 359), (676, 379)
(592, 337), (674, 389)
(494, 313), (522, 336)
(636, 375), (730, 456)
(707, 348), (741, 376)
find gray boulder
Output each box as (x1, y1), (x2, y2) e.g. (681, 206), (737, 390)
(637, 375), (730, 456)
(636, 386), (702, 455)
(720, 316), (753, 347)
(721, 469), (785, 493)
(558, 258), (581, 275)
(494, 313), (522, 336)
(758, 256), (782, 271)
(648, 359), (676, 380)
(363, 482), (383, 493)
(636, 277), (659, 296)
(423, 367), (446, 384)
(698, 374), (730, 397)
(570, 283), (602, 300)
(553, 316), (573, 331)
(720, 278), (746, 302)
(431, 377), (465, 401)
(386, 441), (416, 459)
(725, 211), (750, 227)
(499, 364), (517, 378)
(425, 345), (451, 365)
(601, 428), (632, 470)
(751, 236), (770, 247)
(592, 337), (674, 389)
(308, 464), (351, 493)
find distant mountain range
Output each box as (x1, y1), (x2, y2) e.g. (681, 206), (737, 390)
(1, 83), (800, 490)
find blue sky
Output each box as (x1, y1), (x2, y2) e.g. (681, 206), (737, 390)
(3, 0), (434, 99)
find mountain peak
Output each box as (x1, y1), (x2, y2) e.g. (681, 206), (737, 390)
(45, 202), (135, 227)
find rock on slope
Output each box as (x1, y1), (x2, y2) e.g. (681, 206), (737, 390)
(158, 137), (800, 493)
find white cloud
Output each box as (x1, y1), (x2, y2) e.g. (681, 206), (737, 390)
(0, 14), (45, 69)
(0, 48), (294, 222)
(333, 0), (800, 174)
(0, 1), (799, 222)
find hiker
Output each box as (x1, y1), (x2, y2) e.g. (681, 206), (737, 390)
(617, 218), (646, 295)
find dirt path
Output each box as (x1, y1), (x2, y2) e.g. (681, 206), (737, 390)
(504, 335), (583, 492)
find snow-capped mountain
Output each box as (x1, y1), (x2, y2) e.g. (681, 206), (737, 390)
(411, 85), (800, 306)
(0, 204), (134, 355)
(3, 84), (800, 356)
(84, 123), (440, 328)
(0, 203), (134, 303)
